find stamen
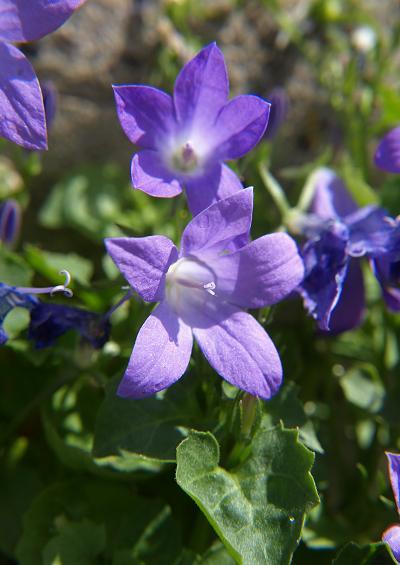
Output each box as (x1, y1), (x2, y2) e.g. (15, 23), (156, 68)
(203, 281), (216, 296)
(15, 270), (74, 298)
(50, 270), (73, 297)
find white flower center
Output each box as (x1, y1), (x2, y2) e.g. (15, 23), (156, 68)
(165, 257), (216, 317)
(170, 141), (199, 173)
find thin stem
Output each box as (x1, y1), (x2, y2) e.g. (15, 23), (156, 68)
(258, 164), (290, 218)
(104, 289), (134, 319)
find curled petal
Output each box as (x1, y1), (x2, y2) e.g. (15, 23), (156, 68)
(113, 85), (175, 149)
(346, 206), (400, 258)
(131, 150), (183, 197)
(328, 259), (365, 333)
(118, 301), (193, 399)
(174, 43), (228, 132)
(0, 0), (86, 43)
(180, 187), (253, 257)
(212, 232), (304, 308)
(210, 95), (270, 160)
(105, 236), (178, 302)
(185, 163), (243, 217)
(310, 167), (358, 220)
(375, 126), (400, 173)
(193, 304), (282, 400)
(0, 42), (47, 150)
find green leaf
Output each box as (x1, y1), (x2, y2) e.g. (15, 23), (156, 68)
(176, 427), (319, 564)
(0, 248), (33, 286)
(42, 520), (106, 565)
(333, 541), (393, 564)
(262, 382), (323, 453)
(93, 374), (205, 463)
(16, 479), (181, 565)
(25, 245), (93, 287)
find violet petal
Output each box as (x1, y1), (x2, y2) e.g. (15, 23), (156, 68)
(382, 524), (400, 563)
(310, 168), (358, 220)
(371, 256), (400, 312)
(117, 301), (193, 399)
(375, 126), (400, 173)
(328, 259), (365, 333)
(180, 187), (253, 257)
(185, 163), (243, 216)
(210, 95), (270, 160)
(193, 304), (282, 399)
(131, 150), (183, 197)
(211, 232), (304, 308)
(0, 0), (86, 43)
(173, 43), (228, 132)
(113, 85), (175, 149)
(105, 236), (178, 302)
(0, 42), (47, 150)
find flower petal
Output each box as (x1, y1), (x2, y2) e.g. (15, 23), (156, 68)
(131, 150), (183, 197)
(173, 43), (228, 132)
(211, 232), (304, 308)
(382, 524), (400, 563)
(375, 127), (400, 173)
(113, 85), (175, 149)
(371, 256), (400, 312)
(0, 283), (38, 345)
(209, 95), (270, 160)
(105, 236), (178, 302)
(0, 0), (86, 42)
(310, 168), (358, 220)
(387, 452), (400, 514)
(193, 304), (282, 399)
(180, 187), (253, 257)
(0, 42), (47, 150)
(185, 163), (243, 216)
(117, 301), (193, 399)
(346, 206), (400, 258)
(299, 223), (350, 331)
(328, 259), (365, 333)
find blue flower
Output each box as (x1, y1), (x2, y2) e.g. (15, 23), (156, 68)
(299, 168), (400, 332)
(0, 283), (38, 344)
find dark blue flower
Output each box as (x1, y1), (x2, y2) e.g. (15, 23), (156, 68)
(0, 282), (38, 344)
(28, 302), (111, 349)
(299, 168), (400, 332)
(0, 199), (21, 247)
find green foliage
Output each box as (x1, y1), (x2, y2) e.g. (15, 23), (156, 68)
(176, 428), (319, 564)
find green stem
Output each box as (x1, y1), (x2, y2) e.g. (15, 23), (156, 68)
(258, 164), (290, 219)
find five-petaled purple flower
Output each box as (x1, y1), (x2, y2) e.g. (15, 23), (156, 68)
(105, 188), (304, 400)
(299, 168), (400, 333)
(375, 126), (400, 174)
(383, 452), (400, 563)
(0, 0), (85, 150)
(113, 43), (270, 215)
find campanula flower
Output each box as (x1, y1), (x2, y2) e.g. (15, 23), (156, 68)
(113, 43), (270, 215)
(375, 127), (400, 173)
(0, 199), (21, 247)
(264, 88), (288, 140)
(28, 302), (110, 349)
(0, 274), (110, 349)
(105, 188), (304, 399)
(383, 452), (400, 563)
(299, 168), (400, 332)
(0, 282), (38, 344)
(0, 0), (85, 150)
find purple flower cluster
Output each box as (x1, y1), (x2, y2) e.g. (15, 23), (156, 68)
(113, 43), (270, 215)
(299, 168), (400, 333)
(0, 0), (85, 150)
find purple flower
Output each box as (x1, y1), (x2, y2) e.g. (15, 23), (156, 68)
(299, 168), (400, 332)
(0, 0), (85, 150)
(28, 302), (110, 349)
(0, 280), (110, 349)
(113, 43), (270, 215)
(375, 126), (400, 173)
(383, 452), (400, 563)
(264, 88), (289, 140)
(0, 282), (38, 344)
(0, 199), (21, 247)
(105, 188), (304, 400)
